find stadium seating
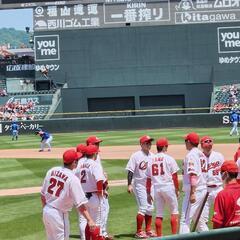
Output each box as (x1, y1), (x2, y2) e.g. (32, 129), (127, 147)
(211, 84), (240, 113)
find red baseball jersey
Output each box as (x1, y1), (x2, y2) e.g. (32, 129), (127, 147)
(212, 183), (240, 227)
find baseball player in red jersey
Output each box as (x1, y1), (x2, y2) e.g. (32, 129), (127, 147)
(41, 149), (96, 240)
(200, 136), (224, 220)
(212, 161), (240, 228)
(146, 138), (179, 237)
(179, 132), (208, 234)
(126, 135), (156, 239)
(86, 136), (113, 240)
(75, 144), (105, 240)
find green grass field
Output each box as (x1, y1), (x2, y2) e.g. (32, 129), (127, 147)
(0, 127), (231, 239)
(0, 127), (238, 150)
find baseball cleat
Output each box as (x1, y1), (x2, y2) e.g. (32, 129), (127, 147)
(135, 231), (148, 239)
(39, 149), (44, 152)
(105, 235), (114, 240)
(146, 230), (157, 237)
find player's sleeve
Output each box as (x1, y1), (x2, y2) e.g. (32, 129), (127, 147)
(212, 192), (224, 228)
(186, 155), (199, 176)
(169, 157), (180, 174)
(70, 177), (88, 208)
(92, 162), (105, 182)
(126, 154), (136, 173)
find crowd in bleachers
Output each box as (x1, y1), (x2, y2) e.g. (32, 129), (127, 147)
(212, 84), (239, 113)
(0, 100), (35, 121)
(0, 88), (7, 96)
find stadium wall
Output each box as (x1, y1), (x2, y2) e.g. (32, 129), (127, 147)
(0, 113), (230, 135)
(35, 22), (240, 112)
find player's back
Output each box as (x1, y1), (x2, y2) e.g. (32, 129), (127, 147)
(147, 152), (179, 188)
(77, 158), (104, 193)
(41, 166), (83, 213)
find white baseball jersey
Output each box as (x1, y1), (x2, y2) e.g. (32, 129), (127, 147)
(205, 151), (224, 186)
(146, 152), (179, 188)
(75, 158), (104, 193)
(41, 166), (88, 213)
(95, 154), (107, 182)
(182, 147), (207, 192)
(126, 150), (154, 185)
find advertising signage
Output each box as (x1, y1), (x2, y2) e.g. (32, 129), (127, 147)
(31, 0), (240, 31)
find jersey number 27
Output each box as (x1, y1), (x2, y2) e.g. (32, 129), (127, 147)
(47, 177), (64, 197)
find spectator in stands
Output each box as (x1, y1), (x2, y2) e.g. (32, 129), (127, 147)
(0, 100), (35, 121)
(230, 111), (239, 136)
(212, 161), (240, 228)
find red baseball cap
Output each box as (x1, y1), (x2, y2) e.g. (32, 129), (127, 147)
(76, 144), (87, 154)
(221, 160), (238, 173)
(85, 145), (99, 155)
(156, 138), (169, 147)
(86, 136), (102, 145)
(63, 149), (82, 164)
(200, 136), (213, 147)
(140, 135), (154, 144)
(184, 132), (199, 145)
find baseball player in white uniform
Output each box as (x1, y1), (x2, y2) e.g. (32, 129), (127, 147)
(41, 149), (96, 240)
(86, 136), (113, 240)
(146, 138), (179, 237)
(75, 144), (105, 240)
(126, 135), (156, 239)
(179, 132), (209, 234)
(200, 136), (224, 220)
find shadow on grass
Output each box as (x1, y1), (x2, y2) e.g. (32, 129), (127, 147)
(70, 233), (134, 239)
(110, 233), (134, 239)
(70, 235), (80, 239)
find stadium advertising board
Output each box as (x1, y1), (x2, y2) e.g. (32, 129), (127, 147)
(34, 35), (60, 61)
(30, 0), (240, 31)
(218, 26), (240, 64)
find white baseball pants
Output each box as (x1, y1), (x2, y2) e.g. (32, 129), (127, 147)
(179, 189), (209, 234)
(133, 183), (154, 215)
(154, 185), (179, 218)
(79, 193), (102, 239)
(230, 122), (239, 136)
(43, 205), (69, 240)
(41, 136), (53, 150)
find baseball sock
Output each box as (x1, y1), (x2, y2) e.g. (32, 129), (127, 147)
(155, 217), (163, 237)
(145, 214), (152, 232)
(136, 213), (145, 233)
(85, 224), (91, 240)
(170, 214), (179, 234)
(91, 226), (101, 240)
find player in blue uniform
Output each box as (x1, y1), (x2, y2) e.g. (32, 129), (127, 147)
(230, 111), (239, 136)
(35, 128), (53, 152)
(10, 121), (20, 141)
